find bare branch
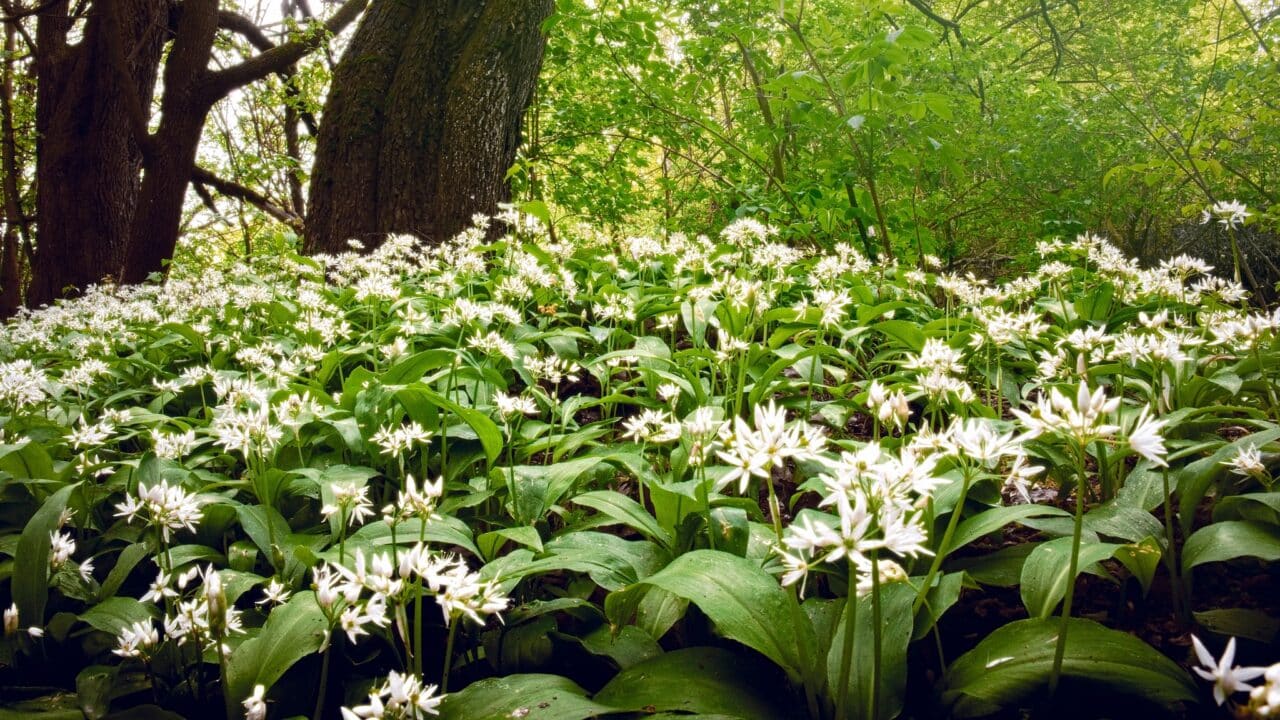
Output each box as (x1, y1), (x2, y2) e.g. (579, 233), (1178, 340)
(203, 0), (367, 100)
(192, 166), (303, 229)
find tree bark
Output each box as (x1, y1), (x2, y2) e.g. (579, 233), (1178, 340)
(305, 0), (554, 253)
(27, 0), (167, 305)
(24, 0), (368, 300)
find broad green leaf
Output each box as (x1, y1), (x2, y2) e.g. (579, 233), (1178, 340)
(949, 504), (1068, 552)
(941, 618), (1196, 717)
(0, 441), (55, 481)
(226, 591), (328, 700)
(477, 526), (544, 560)
(1113, 537), (1162, 596)
(98, 542), (150, 600)
(1020, 538), (1120, 618)
(14, 484), (77, 631)
(78, 597), (157, 636)
(1182, 520), (1280, 572)
(594, 647), (790, 718)
(827, 582), (915, 720)
(573, 489), (673, 549)
(608, 550), (816, 684)
(1194, 608), (1280, 644)
(571, 624), (662, 670)
(873, 319), (925, 353)
(438, 674), (617, 720)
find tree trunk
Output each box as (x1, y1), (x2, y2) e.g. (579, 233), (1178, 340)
(119, 0), (221, 285)
(27, 0), (167, 306)
(305, 0), (553, 253)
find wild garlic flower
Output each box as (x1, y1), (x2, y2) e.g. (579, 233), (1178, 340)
(340, 670), (444, 719)
(778, 443), (936, 591)
(1201, 200), (1251, 229)
(112, 620), (160, 659)
(716, 401), (825, 494)
(210, 405), (283, 458)
(905, 339), (966, 375)
(1246, 663), (1280, 717)
(3, 604), (17, 636)
(257, 578), (292, 607)
(114, 480), (204, 542)
(371, 422), (433, 459)
(152, 429), (198, 461)
(243, 685), (267, 720)
(141, 570), (178, 604)
(1192, 635), (1264, 706)
(1012, 381), (1121, 446)
(944, 418), (1022, 468)
(161, 567), (244, 648)
(67, 417), (114, 449)
(322, 482), (376, 529)
(0, 359), (48, 410)
(1224, 444), (1268, 480)
(1126, 406), (1169, 466)
(494, 392), (538, 419)
(48, 530), (76, 570)
(866, 380), (911, 431)
(621, 409), (682, 444)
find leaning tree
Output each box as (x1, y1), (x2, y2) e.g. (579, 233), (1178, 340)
(304, 0), (555, 253)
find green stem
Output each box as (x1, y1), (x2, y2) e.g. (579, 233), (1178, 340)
(217, 635), (234, 720)
(442, 621), (460, 692)
(833, 560), (859, 720)
(413, 521), (427, 675)
(764, 472), (784, 545)
(1160, 467), (1186, 623)
(312, 643), (331, 720)
(870, 552), (883, 720)
(912, 471), (972, 614)
(1048, 445), (1088, 700)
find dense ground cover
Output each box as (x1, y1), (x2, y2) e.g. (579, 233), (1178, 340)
(0, 214), (1278, 719)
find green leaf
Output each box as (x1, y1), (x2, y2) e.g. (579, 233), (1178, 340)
(226, 591), (328, 700)
(1194, 608), (1280, 644)
(1113, 537), (1162, 596)
(235, 504), (292, 568)
(381, 348), (456, 385)
(950, 504), (1068, 552)
(827, 582), (915, 720)
(571, 624), (662, 670)
(573, 490), (673, 550)
(594, 647), (790, 718)
(78, 597), (157, 636)
(438, 674), (618, 720)
(1182, 520), (1280, 572)
(941, 618), (1197, 717)
(397, 385), (503, 466)
(608, 550), (816, 684)
(0, 441), (55, 481)
(98, 542), (150, 600)
(1020, 538), (1120, 618)
(477, 526), (544, 560)
(14, 484), (77, 630)
(873, 319), (925, 353)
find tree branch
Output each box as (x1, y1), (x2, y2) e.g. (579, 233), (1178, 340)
(202, 0), (367, 100)
(218, 9), (274, 52)
(192, 166), (302, 229)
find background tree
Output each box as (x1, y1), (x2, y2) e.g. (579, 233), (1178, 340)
(3, 0), (366, 305)
(304, 0), (555, 253)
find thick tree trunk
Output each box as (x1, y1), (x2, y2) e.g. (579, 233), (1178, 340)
(305, 0), (553, 253)
(27, 0), (167, 306)
(119, 0), (221, 285)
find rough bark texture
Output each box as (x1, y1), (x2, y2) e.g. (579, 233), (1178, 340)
(27, 0), (167, 305)
(305, 0), (553, 253)
(24, 0), (369, 301)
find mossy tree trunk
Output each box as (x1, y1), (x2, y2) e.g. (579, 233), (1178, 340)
(304, 0), (554, 253)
